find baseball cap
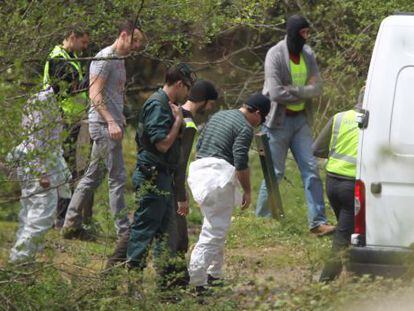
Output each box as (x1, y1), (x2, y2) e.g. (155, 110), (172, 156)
(246, 93), (271, 123)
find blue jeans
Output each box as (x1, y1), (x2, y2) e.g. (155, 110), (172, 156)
(255, 113), (327, 229)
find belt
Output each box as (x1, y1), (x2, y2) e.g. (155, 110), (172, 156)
(137, 163), (174, 178)
(285, 109), (304, 117)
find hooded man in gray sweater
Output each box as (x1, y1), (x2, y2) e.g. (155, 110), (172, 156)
(255, 15), (335, 236)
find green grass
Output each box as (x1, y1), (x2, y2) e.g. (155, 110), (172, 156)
(1, 127), (413, 310)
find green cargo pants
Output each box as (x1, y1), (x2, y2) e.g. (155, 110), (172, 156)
(127, 168), (175, 270)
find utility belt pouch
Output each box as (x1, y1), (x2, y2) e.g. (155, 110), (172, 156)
(138, 164), (157, 179)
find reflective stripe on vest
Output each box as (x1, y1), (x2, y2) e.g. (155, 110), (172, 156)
(288, 53), (307, 112)
(326, 109), (360, 178)
(184, 117), (197, 131)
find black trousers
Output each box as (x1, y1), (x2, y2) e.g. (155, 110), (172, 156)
(320, 175), (355, 282)
(168, 201), (189, 254)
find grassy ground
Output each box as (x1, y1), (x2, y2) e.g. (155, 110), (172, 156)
(1, 127), (414, 310)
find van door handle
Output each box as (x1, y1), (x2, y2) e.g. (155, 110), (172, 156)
(371, 182), (382, 194)
(357, 109), (369, 129)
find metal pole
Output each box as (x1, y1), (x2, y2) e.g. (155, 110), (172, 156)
(255, 132), (284, 220)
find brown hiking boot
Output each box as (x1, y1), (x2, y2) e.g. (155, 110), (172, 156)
(61, 227), (96, 241)
(105, 232), (130, 270)
(310, 224), (335, 237)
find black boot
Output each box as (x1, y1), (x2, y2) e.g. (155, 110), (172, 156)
(319, 259), (343, 283)
(156, 253), (189, 291)
(207, 274), (224, 287)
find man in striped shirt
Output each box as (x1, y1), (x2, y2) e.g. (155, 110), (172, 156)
(187, 93), (270, 291)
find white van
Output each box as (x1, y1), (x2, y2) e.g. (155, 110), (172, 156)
(349, 14), (414, 276)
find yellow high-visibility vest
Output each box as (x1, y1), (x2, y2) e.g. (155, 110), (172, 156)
(184, 117), (197, 130)
(43, 45), (87, 120)
(288, 53), (307, 112)
(326, 109), (360, 178)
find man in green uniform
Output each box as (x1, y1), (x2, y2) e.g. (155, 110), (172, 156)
(104, 80), (218, 275)
(127, 64), (196, 287)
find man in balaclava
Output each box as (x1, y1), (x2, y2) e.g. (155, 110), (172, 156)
(256, 14), (335, 236)
(286, 14), (310, 56)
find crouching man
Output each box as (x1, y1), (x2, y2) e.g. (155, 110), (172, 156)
(187, 93), (270, 291)
(8, 88), (71, 263)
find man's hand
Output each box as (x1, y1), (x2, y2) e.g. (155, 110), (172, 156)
(177, 200), (189, 216)
(283, 85), (299, 93)
(170, 103), (183, 123)
(308, 76), (318, 85)
(39, 175), (51, 188)
(241, 192), (251, 210)
(236, 168), (251, 210)
(154, 103), (184, 153)
(108, 120), (123, 140)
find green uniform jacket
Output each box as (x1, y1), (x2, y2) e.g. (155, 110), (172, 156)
(135, 89), (181, 173)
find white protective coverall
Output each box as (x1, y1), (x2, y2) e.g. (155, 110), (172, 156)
(8, 89), (71, 262)
(188, 157), (242, 286)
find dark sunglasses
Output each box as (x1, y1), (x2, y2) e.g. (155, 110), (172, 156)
(177, 63), (197, 87)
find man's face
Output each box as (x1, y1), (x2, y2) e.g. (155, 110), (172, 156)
(253, 110), (263, 127)
(299, 27), (310, 40)
(198, 100), (216, 116)
(72, 34), (89, 53)
(124, 29), (143, 53)
(176, 80), (190, 103)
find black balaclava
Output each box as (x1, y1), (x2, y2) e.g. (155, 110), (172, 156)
(286, 15), (310, 55)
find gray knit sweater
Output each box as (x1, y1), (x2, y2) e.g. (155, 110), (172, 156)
(263, 37), (322, 128)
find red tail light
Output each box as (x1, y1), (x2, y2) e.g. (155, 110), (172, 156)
(354, 179), (366, 234)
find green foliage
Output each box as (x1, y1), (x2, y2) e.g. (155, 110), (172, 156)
(2, 0), (413, 161)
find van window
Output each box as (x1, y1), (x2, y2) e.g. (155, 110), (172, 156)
(390, 66), (414, 156)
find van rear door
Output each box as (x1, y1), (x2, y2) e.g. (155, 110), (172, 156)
(359, 15), (414, 248)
